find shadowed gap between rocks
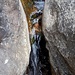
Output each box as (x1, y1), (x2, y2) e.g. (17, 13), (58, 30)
(23, 18), (52, 75)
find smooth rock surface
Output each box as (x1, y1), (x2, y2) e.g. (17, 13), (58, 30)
(0, 0), (31, 75)
(43, 0), (75, 75)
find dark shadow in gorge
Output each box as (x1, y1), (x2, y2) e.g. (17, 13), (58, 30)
(24, 18), (52, 75)
(24, 34), (52, 75)
(39, 33), (52, 75)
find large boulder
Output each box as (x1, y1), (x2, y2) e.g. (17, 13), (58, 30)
(0, 0), (31, 75)
(43, 0), (75, 75)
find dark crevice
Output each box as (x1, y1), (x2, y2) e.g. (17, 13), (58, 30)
(24, 33), (52, 75)
(39, 33), (52, 75)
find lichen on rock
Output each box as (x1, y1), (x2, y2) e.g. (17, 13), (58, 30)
(0, 0), (31, 75)
(43, 0), (75, 75)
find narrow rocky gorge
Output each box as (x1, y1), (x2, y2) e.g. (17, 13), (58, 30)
(0, 0), (75, 75)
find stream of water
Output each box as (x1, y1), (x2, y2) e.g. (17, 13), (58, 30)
(24, 0), (51, 75)
(29, 33), (42, 75)
(25, 33), (51, 75)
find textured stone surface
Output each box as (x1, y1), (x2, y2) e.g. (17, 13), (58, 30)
(43, 0), (75, 75)
(0, 0), (31, 75)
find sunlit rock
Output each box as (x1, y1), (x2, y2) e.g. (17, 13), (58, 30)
(43, 0), (75, 75)
(0, 0), (31, 75)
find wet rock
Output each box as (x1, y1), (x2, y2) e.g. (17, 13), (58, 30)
(0, 0), (31, 75)
(43, 0), (75, 75)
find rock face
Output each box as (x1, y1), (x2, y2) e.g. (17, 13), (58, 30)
(43, 0), (75, 75)
(0, 0), (31, 75)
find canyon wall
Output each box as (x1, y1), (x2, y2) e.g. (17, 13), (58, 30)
(0, 0), (31, 75)
(43, 0), (75, 75)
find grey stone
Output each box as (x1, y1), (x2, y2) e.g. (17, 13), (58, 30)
(0, 0), (31, 75)
(43, 0), (75, 75)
